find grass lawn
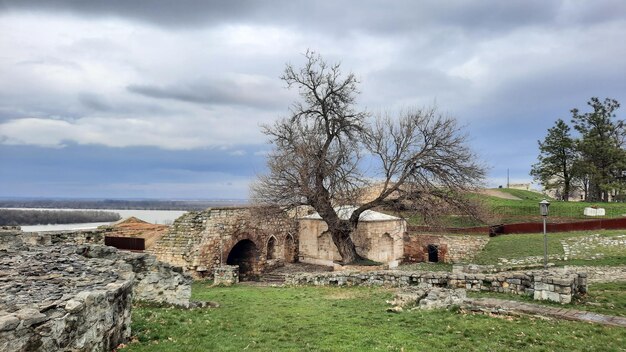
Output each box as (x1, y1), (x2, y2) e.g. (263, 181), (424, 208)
(405, 189), (626, 227)
(121, 283), (626, 352)
(474, 230), (626, 266)
(479, 189), (626, 223)
(468, 281), (626, 318)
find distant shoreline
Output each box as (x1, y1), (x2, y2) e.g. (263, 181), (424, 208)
(0, 198), (248, 211)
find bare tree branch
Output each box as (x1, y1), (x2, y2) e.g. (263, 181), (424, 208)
(251, 52), (486, 263)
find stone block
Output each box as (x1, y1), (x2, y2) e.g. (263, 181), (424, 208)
(64, 300), (84, 313)
(15, 308), (47, 327)
(0, 315), (19, 331)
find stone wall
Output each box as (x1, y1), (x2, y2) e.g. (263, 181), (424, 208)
(148, 207), (298, 279)
(21, 229), (106, 246)
(0, 230), (194, 351)
(0, 236), (133, 351)
(81, 245), (192, 307)
(403, 234), (489, 264)
(299, 217), (405, 267)
(286, 269), (587, 304)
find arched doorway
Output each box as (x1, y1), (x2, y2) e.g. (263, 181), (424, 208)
(284, 234), (297, 263)
(227, 239), (259, 280)
(427, 244), (438, 263)
(267, 236), (277, 260)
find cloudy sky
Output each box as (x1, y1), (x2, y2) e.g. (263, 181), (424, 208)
(0, 1), (625, 200)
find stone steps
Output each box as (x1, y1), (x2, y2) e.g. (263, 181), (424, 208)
(260, 273), (286, 283)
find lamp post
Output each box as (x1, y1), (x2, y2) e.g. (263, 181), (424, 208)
(539, 199), (550, 269)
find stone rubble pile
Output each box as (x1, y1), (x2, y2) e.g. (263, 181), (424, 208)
(387, 286), (467, 311)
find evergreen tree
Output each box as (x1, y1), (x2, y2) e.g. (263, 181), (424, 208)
(572, 97), (625, 202)
(530, 119), (577, 201)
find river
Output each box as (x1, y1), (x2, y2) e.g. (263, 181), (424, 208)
(3, 208), (189, 232)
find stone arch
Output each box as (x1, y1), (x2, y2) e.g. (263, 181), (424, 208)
(284, 233), (297, 263)
(227, 239), (259, 280)
(266, 236), (278, 260)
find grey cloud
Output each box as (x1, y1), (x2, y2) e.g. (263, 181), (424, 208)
(1, 0), (615, 34)
(127, 79), (287, 110)
(78, 93), (111, 112)
(16, 57), (82, 70)
(0, 0), (263, 28)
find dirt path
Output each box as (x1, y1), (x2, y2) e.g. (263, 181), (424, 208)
(479, 189), (522, 200)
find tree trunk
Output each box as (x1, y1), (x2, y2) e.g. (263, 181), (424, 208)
(327, 221), (361, 264)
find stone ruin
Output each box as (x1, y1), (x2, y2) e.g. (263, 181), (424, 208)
(148, 207), (298, 280)
(213, 265), (239, 286)
(0, 227), (194, 352)
(387, 286), (467, 312)
(286, 268), (588, 304)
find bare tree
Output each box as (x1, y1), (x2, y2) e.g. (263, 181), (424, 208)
(252, 51), (485, 263)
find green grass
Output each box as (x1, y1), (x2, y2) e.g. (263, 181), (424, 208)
(121, 284), (626, 351)
(481, 192), (626, 222)
(493, 188), (550, 201)
(468, 281), (626, 318)
(576, 281), (626, 317)
(404, 188), (626, 227)
(474, 230), (626, 266)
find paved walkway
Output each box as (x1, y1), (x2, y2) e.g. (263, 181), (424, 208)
(468, 298), (626, 328)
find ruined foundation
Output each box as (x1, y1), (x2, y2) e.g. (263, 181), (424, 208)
(0, 230), (193, 352)
(286, 269), (588, 304)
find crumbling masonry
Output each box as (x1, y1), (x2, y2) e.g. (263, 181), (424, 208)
(148, 207), (298, 279)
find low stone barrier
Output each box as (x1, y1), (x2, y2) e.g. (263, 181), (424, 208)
(286, 269), (587, 304)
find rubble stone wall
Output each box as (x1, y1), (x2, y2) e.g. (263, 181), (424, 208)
(403, 234), (489, 263)
(0, 231), (193, 351)
(0, 237), (133, 351)
(22, 229), (106, 246)
(81, 245), (192, 307)
(147, 207), (298, 279)
(286, 269), (586, 304)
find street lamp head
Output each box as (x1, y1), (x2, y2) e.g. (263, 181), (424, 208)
(539, 199), (550, 216)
